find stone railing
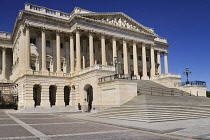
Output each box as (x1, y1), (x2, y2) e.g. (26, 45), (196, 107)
(174, 81), (206, 87)
(153, 73), (181, 79)
(25, 3), (71, 20)
(0, 32), (11, 39)
(79, 64), (115, 75)
(154, 37), (167, 43)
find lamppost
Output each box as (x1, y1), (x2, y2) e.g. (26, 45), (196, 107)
(183, 67), (191, 84)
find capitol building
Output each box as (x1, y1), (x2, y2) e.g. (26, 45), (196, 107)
(0, 3), (206, 112)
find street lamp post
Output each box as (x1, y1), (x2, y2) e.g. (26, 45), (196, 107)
(183, 67), (191, 85)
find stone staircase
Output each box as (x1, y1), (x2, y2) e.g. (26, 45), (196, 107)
(138, 80), (191, 96)
(90, 80), (210, 122)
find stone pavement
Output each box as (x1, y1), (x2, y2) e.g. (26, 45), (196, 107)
(0, 110), (179, 140)
(63, 112), (210, 140)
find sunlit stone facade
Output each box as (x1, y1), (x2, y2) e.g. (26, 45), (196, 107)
(1, 3), (197, 112)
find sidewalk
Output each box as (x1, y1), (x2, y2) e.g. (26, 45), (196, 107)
(64, 113), (210, 140)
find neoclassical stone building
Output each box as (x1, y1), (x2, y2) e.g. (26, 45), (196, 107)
(0, 3), (206, 112)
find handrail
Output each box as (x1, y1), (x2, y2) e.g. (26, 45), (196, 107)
(137, 86), (198, 97)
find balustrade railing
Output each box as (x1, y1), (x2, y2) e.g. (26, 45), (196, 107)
(0, 32), (11, 39)
(98, 74), (137, 83)
(174, 81), (206, 87)
(25, 3), (71, 19)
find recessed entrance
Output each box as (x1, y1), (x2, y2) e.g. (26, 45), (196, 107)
(33, 85), (41, 107)
(49, 85), (56, 107)
(64, 86), (70, 106)
(84, 84), (93, 112)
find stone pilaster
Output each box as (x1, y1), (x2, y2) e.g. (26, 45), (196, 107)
(123, 39), (128, 75)
(41, 27), (47, 72)
(41, 84), (50, 107)
(56, 30), (62, 72)
(157, 51), (161, 75)
(70, 33), (74, 73)
(101, 34), (106, 65)
(164, 52), (169, 74)
(25, 24), (31, 70)
(150, 44), (155, 77)
(141, 43), (149, 79)
(1, 47), (6, 81)
(89, 31), (94, 66)
(76, 29), (81, 71)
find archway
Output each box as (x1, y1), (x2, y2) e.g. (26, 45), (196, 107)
(84, 84), (93, 112)
(64, 86), (70, 106)
(49, 85), (56, 107)
(33, 85), (41, 107)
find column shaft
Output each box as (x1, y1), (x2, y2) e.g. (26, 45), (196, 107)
(70, 34), (74, 73)
(41, 28), (47, 71)
(2, 48), (6, 80)
(101, 35), (106, 65)
(56, 31), (61, 72)
(123, 39), (128, 75)
(133, 42), (138, 75)
(164, 52), (169, 74)
(89, 33), (94, 66)
(150, 45), (155, 76)
(157, 51), (161, 75)
(142, 43), (148, 78)
(112, 37), (117, 63)
(76, 31), (81, 71)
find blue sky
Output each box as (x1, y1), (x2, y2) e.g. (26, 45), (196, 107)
(1, 0), (209, 90)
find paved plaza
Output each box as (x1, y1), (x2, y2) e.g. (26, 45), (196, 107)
(0, 110), (181, 140)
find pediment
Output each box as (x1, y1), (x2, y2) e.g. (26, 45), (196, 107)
(78, 12), (158, 37)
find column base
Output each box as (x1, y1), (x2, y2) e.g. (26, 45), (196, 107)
(135, 75), (141, 80)
(41, 70), (49, 76)
(141, 76), (149, 80)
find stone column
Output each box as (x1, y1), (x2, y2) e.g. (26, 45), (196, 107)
(150, 44), (155, 77)
(101, 34), (106, 65)
(56, 30), (61, 72)
(133, 41), (139, 76)
(164, 52), (169, 74)
(70, 33), (74, 73)
(157, 51), (161, 75)
(141, 43), (149, 79)
(112, 36), (117, 63)
(1, 47), (6, 81)
(25, 24), (31, 70)
(76, 30), (81, 71)
(123, 39), (128, 75)
(89, 31), (94, 66)
(41, 27), (47, 72)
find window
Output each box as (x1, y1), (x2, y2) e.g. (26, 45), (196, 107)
(130, 55), (133, 59)
(138, 56), (142, 61)
(122, 53), (124, 58)
(146, 57), (149, 62)
(46, 40), (50, 47)
(31, 63), (36, 70)
(61, 63), (64, 72)
(60, 43), (63, 49)
(47, 61), (50, 71)
(30, 38), (36, 45)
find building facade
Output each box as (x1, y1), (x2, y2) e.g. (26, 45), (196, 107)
(0, 3), (206, 112)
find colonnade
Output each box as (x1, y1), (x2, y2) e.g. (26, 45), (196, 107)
(23, 26), (169, 78)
